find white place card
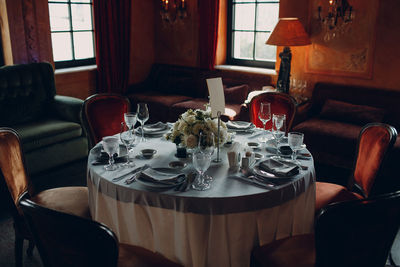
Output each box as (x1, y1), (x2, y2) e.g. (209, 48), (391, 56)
(206, 77), (225, 118)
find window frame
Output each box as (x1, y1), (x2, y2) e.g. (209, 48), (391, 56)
(48, 0), (95, 69)
(226, 0), (279, 69)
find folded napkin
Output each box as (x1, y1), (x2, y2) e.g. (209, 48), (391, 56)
(226, 121), (253, 130)
(259, 159), (299, 177)
(136, 122), (168, 135)
(139, 168), (185, 185)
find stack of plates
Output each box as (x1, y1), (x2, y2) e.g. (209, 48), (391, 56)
(226, 121), (255, 133)
(136, 122), (169, 136)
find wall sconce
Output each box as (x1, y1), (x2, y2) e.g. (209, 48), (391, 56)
(318, 0), (354, 41)
(160, 0), (188, 24)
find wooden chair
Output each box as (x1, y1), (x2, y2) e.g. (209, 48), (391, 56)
(315, 123), (397, 212)
(0, 128), (90, 267)
(252, 190), (400, 267)
(19, 196), (183, 267)
(82, 93), (130, 149)
(249, 92), (297, 131)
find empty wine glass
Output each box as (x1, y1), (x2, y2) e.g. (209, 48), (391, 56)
(198, 131), (215, 156)
(258, 102), (271, 143)
(137, 103), (149, 142)
(271, 114), (286, 159)
(102, 136), (119, 171)
(288, 132), (304, 163)
(192, 151), (211, 191)
(120, 122), (136, 167)
(124, 112), (137, 130)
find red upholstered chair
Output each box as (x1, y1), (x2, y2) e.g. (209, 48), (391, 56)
(251, 190), (400, 267)
(249, 92), (297, 131)
(82, 94), (130, 149)
(19, 197), (183, 267)
(0, 128), (90, 267)
(315, 123), (397, 212)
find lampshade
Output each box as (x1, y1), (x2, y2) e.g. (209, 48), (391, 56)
(266, 18), (311, 46)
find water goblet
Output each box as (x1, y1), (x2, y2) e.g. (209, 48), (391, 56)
(192, 151), (212, 191)
(288, 132), (304, 164)
(102, 136), (119, 171)
(258, 102), (271, 143)
(137, 103), (149, 142)
(120, 122), (136, 167)
(271, 114), (286, 159)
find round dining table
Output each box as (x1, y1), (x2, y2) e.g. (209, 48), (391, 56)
(87, 127), (316, 267)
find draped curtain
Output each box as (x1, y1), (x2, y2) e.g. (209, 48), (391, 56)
(93, 0), (131, 94)
(198, 0), (220, 70)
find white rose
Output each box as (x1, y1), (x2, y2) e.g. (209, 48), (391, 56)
(185, 134), (198, 148)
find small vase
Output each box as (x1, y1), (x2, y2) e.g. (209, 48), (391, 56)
(176, 144), (187, 158)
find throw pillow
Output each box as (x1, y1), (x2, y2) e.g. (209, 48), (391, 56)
(224, 84), (249, 104)
(319, 99), (386, 125)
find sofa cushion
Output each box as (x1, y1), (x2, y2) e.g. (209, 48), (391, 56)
(224, 84), (249, 104)
(293, 118), (362, 169)
(319, 99), (386, 126)
(13, 119), (83, 152)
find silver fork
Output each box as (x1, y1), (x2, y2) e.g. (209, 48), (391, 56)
(124, 164), (149, 184)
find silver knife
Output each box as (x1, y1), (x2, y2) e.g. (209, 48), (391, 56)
(111, 164), (148, 182)
(124, 164), (150, 184)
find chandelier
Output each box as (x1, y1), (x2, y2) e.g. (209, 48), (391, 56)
(318, 0), (354, 42)
(160, 0), (188, 24)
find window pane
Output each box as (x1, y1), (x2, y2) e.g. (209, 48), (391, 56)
(49, 3), (71, 31)
(73, 32), (94, 59)
(233, 31), (254, 59)
(256, 3), (279, 31)
(71, 4), (93, 30)
(51, 33), (73, 61)
(71, 0), (91, 3)
(255, 32), (276, 61)
(234, 3), (255, 31)
(49, 0), (68, 2)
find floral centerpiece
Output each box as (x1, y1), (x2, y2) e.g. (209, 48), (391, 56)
(165, 109), (228, 149)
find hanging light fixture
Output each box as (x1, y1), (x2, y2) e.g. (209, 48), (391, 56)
(160, 0), (188, 24)
(318, 0), (354, 41)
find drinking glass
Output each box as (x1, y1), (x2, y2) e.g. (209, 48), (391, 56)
(120, 122), (136, 167)
(271, 114), (286, 159)
(124, 112), (137, 130)
(258, 102), (271, 143)
(192, 151), (212, 191)
(198, 132), (215, 156)
(288, 132), (304, 163)
(102, 136), (119, 171)
(137, 103), (149, 142)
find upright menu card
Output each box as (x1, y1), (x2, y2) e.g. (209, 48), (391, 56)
(206, 77), (225, 118)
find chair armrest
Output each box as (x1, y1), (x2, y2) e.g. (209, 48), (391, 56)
(51, 95), (84, 124)
(293, 101), (312, 126)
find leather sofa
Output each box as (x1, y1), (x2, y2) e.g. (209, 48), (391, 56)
(0, 62), (88, 194)
(126, 64), (271, 123)
(293, 82), (400, 192)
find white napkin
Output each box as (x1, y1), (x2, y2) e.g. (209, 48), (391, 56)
(140, 168), (184, 185)
(259, 159), (299, 177)
(226, 121), (253, 130)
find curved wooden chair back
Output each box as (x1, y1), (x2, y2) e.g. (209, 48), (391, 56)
(315, 190), (400, 267)
(82, 93), (130, 149)
(19, 197), (119, 267)
(249, 92), (297, 131)
(349, 123), (397, 197)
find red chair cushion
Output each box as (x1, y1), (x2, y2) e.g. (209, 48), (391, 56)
(316, 182), (363, 212)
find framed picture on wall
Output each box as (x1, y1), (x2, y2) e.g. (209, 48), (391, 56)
(305, 0), (379, 79)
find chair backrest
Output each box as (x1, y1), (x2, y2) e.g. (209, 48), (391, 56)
(249, 92), (297, 131)
(315, 190), (400, 267)
(19, 196), (119, 267)
(82, 93), (130, 148)
(349, 123), (397, 197)
(0, 128), (31, 215)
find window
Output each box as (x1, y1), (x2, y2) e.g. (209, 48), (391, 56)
(48, 0), (95, 69)
(227, 0), (279, 68)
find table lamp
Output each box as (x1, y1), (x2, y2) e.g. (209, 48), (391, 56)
(266, 18), (311, 94)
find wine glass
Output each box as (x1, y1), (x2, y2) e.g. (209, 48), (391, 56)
(137, 103), (149, 142)
(102, 136), (119, 171)
(271, 114), (286, 159)
(198, 131), (215, 156)
(192, 151), (212, 191)
(120, 122), (136, 167)
(288, 132), (304, 163)
(124, 112), (137, 130)
(258, 102), (271, 143)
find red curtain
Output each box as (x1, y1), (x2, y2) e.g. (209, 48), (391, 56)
(198, 0), (220, 70)
(93, 0), (131, 94)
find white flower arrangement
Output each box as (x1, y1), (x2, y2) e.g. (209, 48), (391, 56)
(165, 109), (228, 149)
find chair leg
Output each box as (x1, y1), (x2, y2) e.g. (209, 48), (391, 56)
(15, 235), (23, 267)
(27, 240), (34, 257)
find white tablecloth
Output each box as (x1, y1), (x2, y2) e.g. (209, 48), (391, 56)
(87, 130), (316, 267)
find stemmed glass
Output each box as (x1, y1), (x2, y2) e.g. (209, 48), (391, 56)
(137, 103), (149, 142)
(258, 102), (271, 143)
(120, 122), (136, 167)
(102, 136), (119, 171)
(271, 114), (286, 159)
(288, 132), (304, 164)
(192, 151), (212, 191)
(198, 132), (215, 182)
